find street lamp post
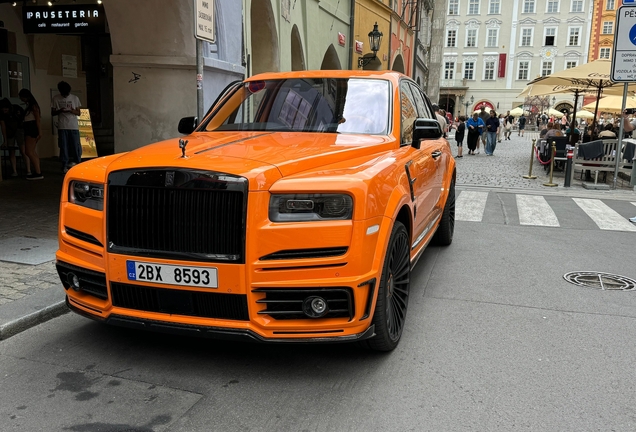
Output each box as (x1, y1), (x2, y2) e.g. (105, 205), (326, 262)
(358, 22), (383, 69)
(464, 95), (473, 117)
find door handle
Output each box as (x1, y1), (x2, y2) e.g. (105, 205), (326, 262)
(431, 150), (442, 159)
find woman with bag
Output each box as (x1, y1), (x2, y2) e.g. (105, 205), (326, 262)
(465, 112), (484, 155)
(18, 89), (43, 180)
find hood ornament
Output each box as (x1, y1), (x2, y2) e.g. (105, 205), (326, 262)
(179, 139), (189, 158)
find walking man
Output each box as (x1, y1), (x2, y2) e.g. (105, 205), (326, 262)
(518, 113), (527, 137)
(485, 110), (499, 155)
(51, 81), (82, 173)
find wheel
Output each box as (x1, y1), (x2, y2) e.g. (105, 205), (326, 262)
(362, 221), (410, 352)
(433, 180), (455, 246)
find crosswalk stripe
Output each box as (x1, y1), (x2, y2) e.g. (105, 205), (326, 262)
(456, 191), (489, 222)
(516, 195), (560, 227)
(573, 198), (636, 232)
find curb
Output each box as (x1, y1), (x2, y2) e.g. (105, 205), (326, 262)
(0, 301), (69, 341)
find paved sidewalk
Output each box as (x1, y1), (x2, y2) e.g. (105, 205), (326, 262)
(0, 135), (634, 340)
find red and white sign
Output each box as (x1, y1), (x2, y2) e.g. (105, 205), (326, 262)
(338, 32), (346, 46)
(355, 40), (363, 54)
(473, 101), (495, 112)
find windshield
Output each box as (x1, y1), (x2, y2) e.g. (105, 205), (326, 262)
(203, 78), (390, 134)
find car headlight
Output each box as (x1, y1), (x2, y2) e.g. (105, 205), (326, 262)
(269, 194), (353, 222)
(69, 181), (104, 211)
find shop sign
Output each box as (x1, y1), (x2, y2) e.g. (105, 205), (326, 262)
(23, 4), (105, 34)
(338, 32), (345, 46)
(355, 40), (363, 54)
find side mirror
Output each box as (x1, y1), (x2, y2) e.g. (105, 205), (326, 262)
(412, 118), (442, 149)
(178, 116), (198, 135)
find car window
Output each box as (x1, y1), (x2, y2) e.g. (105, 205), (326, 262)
(204, 78), (390, 135)
(408, 83), (433, 119)
(400, 81), (418, 145)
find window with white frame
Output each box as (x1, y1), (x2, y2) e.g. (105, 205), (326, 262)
(484, 61), (495, 80)
(607, 0), (615, 10)
(521, 28), (533, 46)
(447, 30), (457, 47)
(544, 28), (556, 46)
(523, 0), (535, 13)
(568, 27), (580, 46)
(487, 29), (499, 47)
(566, 60), (578, 69)
(547, 0), (559, 12)
(599, 47), (611, 59)
(602, 22), (613, 35)
(489, 0), (500, 14)
(518, 61), (530, 80)
(541, 61), (553, 76)
(571, 0), (583, 12)
(448, 0), (459, 15)
(468, 0), (480, 15)
(466, 29), (478, 47)
(464, 62), (475, 80)
(444, 62), (455, 79)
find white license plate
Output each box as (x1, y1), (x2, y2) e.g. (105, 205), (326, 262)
(126, 260), (218, 288)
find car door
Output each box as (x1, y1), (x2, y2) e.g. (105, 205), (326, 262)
(398, 80), (438, 245)
(410, 83), (446, 212)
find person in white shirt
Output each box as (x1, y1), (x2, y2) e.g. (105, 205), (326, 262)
(51, 81), (82, 173)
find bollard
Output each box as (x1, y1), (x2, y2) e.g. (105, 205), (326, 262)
(564, 145), (573, 187)
(543, 141), (558, 187)
(523, 138), (537, 179)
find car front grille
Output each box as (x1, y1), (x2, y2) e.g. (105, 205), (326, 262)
(106, 169), (248, 263)
(111, 282), (249, 321)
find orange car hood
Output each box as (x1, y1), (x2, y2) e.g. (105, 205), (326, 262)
(107, 132), (393, 190)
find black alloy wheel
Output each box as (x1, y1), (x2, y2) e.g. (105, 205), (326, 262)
(433, 180), (455, 246)
(363, 221), (410, 352)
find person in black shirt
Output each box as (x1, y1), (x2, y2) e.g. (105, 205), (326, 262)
(518, 114), (527, 137)
(485, 110), (500, 155)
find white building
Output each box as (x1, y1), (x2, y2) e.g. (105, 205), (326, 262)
(439, 0), (593, 119)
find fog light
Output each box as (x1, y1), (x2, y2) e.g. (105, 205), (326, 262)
(303, 296), (329, 318)
(67, 273), (80, 291)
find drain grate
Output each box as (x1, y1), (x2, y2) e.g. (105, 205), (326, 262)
(563, 272), (636, 291)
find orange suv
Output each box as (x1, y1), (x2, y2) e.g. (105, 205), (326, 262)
(56, 70), (456, 351)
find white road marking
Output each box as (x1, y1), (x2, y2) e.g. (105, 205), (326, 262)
(573, 198), (636, 232)
(456, 191), (489, 222)
(516, 195), (560, 227)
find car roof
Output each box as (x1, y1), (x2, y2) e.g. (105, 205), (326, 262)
(246, 70), (408, 85)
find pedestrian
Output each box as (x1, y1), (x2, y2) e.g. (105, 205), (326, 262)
(0, 98), (29, 177)
(518, 113), (527, 137)
(466, 112), (484, 155)
(455, 115), (465, 158)
(51, 81), (82, 173)
(432, 104), (448, 138)
(497, 114), (505, 143)
(504, 111), (514, 140)
(485, 110), (499, 155)
(18, 88), (43, 180)
(560, 113), (569, 131)
(478, 105), (489, 154)
(536, 116), (541, 129)
(541, 112), (548, 125)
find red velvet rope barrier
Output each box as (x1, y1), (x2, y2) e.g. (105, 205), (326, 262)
(535, 145), (553, 165)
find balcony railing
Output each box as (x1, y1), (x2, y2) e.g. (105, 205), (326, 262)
(440, 79), (467, 88)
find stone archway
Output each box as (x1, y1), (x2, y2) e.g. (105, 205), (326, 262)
(320, 44), (342, 70)
(251, 0), (279, 74)
(291, 25), (305, 71)
(392, 54), (405, 74)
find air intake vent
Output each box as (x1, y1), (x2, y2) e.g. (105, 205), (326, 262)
(56, 261), (108, 300)
(111, 282), (249, 321)
(253, 287), (354, 320)
(260, 247), (348, 261)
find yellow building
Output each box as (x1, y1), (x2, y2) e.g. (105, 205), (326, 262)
(588, 0), (621, 61)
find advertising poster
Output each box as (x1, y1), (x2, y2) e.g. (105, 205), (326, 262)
(78, 109), (98, 158)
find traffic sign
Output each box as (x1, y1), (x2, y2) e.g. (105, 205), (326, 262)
(194, 0), (215, 43)
(611, 5), (636, 82)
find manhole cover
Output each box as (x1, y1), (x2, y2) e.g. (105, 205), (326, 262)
(563, 272), (636, 291)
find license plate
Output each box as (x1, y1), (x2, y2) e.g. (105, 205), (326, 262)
(126, 260), (218, 288)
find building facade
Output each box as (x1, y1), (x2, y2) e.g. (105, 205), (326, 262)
(440, 0), (594, 118)
(588, 0), (620, 62)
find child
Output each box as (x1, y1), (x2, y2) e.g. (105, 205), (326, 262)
(455, 115), (465, 158)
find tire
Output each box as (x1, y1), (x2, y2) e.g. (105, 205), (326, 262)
(433, 180), (455, 246)
(361, 221), (411, 352)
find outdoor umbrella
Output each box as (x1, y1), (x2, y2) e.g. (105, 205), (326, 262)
(575, 110), (595, 119)
(509, 107), (525, 116)
(547, 108), (564, 117)
(581, 95), (636, 113)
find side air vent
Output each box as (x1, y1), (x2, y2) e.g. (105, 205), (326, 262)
(260, 247), (348, 261)
(253, 287), (354, 320)
(65, 226), (103, 247)
(56, 261), (108, 300)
